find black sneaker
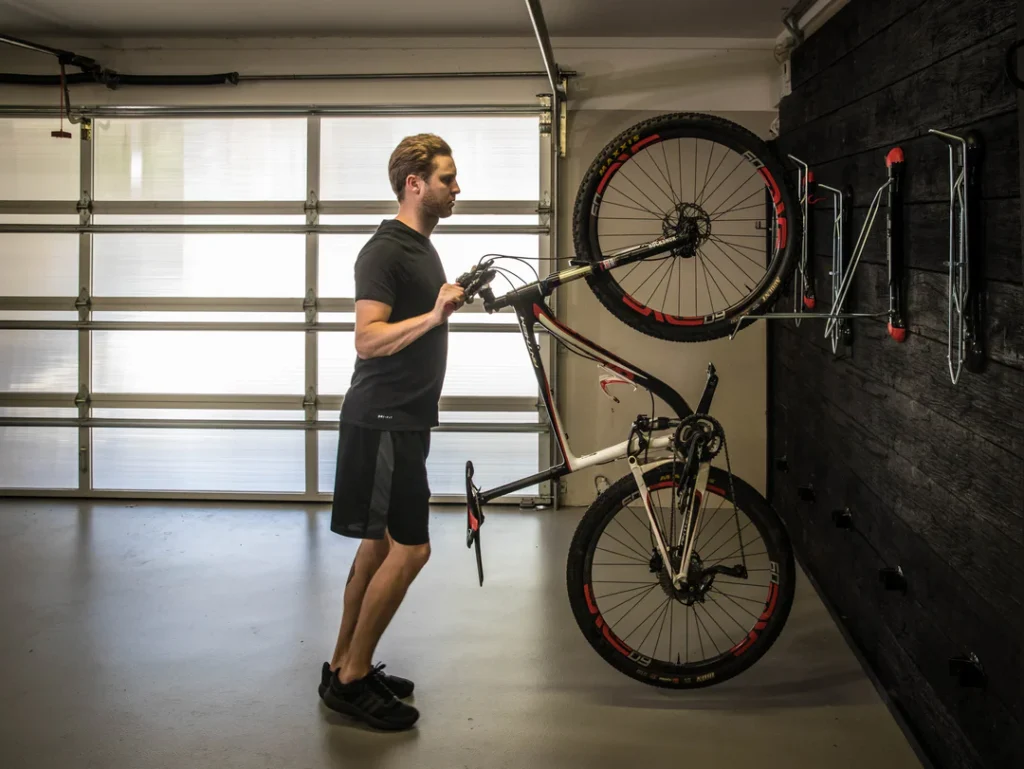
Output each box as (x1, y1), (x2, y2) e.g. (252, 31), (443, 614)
(319, 661), (414, 700)
(322, 667), (420, 731)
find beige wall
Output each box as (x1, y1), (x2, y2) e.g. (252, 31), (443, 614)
(0, 35), (780, 504)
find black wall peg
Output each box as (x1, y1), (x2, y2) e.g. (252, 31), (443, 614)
(797, 485), (815, 502)
(775, 456), (789, 472)
(831, 508), (854, 529)
(879, 565), (907, 592)
(948, 653), (986, 688)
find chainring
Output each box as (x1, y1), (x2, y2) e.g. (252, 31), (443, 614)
(675, 414), (726, 462)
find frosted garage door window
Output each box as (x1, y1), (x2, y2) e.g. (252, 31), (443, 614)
(94, 119), (307, 201)
(93, 229), (306, 297)
(92, 331), (304, 394)
(320, 117), (539, 201)
(0, 119), (80, 200)
(0, 233), (79, 296)
(0, 329), (78, 392)
(318, 430), (539, 495)
(318, 332), (535, 397)
(0, 426), (79, 489)
(93, 427), (305, 492)
(320, 230), (539, 299)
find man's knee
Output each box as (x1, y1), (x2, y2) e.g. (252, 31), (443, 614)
(390, 539), (430, 574)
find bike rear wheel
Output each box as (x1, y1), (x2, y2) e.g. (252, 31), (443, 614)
(572, 112), (799, 342)
(566, 463), (795, 688)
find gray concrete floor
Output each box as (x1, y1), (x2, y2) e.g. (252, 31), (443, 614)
(0, 499), (924, 769)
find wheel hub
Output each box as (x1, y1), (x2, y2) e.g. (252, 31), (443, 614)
(662, 203), (711, 258)
(650, 547), (715, 605)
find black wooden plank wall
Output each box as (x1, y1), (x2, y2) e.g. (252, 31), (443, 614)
(770, 1), (1023, 768)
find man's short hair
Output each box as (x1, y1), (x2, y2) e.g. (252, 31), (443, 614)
(388, 133), (453, 201)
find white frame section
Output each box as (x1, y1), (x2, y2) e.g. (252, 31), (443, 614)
(0, 103), (557, 505)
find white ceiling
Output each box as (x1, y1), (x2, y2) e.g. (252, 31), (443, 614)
(0, 0), (789, 39)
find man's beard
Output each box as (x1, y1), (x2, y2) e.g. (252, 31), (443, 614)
(422, 189), (454, 219)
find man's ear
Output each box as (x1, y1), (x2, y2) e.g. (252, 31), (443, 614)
(405, 174), (422, 198)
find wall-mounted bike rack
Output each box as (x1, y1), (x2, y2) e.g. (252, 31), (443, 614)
(817, 182), (852, 353)
(731, 150), (907, 345)
(788, 155), (818, 321)
(927, 128), (985, 385)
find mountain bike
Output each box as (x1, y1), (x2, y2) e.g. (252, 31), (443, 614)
(457, 112), (799, 689)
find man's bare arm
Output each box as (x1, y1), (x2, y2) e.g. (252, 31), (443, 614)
(354, 283), (465, 359)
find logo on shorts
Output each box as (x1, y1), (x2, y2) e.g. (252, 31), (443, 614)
(376, 414), (393, 420)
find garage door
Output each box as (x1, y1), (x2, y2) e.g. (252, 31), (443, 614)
(0, 110), (554, 503)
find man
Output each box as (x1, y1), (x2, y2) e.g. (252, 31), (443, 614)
(320, 134), (464, 731)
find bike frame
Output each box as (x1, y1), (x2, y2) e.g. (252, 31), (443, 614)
(467, 235), (721, 588)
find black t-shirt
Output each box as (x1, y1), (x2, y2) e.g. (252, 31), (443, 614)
(339, 219), (448, 431)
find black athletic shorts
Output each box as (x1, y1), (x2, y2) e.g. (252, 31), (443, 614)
(330, 423), (431, 546)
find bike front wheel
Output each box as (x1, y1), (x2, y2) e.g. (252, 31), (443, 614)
(566, 463), (795, 688)
(572, 112), (800, 342)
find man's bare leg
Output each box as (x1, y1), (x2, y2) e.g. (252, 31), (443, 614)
(330, 537), (390, 673)
(338, 537), (431, 684)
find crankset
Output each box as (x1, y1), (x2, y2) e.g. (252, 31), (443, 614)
(465, 460), (485, 586)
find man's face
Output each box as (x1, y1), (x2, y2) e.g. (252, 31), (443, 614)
(418, 155), (460, 219)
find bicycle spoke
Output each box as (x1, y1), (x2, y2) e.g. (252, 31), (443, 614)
(609, 170), (672, 220)
(596, 582), (659, 602)
(676, 251), (685, 317)
(693, 605), (709, 659)
(706, 240), (761, 287)
(685, 604), (690, 664)
(711, 234), (772, 257)
(706, 593), (751, 633)
(696, 500), (725, 542)
(699, 155), (747, 213)
(602, 524), (651, 561)
(711, 589), (767, 606)
(711, 202), (772, 219)
(698, 144), (731, 206)
(694, 603), (726, 656)
(711, 589), (762, 620)
(701, 519), (754, 560)
(594, 545), (648, 564)
(699, 252), (719, 317)
(706, 168), (760, 218)
(698, 246), (747, 300)
(693, 138), (699, 201)
(597, 215), (666, 221)
(599, 198), (664, 217)
(708, 237), (768, 278)
(698, 141), (718, 204)
(612, 516), (654, 558)
(669, 599), (675, 665)
(659, 252), (675, 315)
(625, 499), (653, 535)
(642, 259), (677, 312)
(623, 257), (672, 302)
(697, 509), (736, 552)
(652, 142), (682, 207)
(631, 149), (680, 212)
(626, 595), (671, 648)
(710, 186), (766, 220)
(603, 583), (660, 616)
